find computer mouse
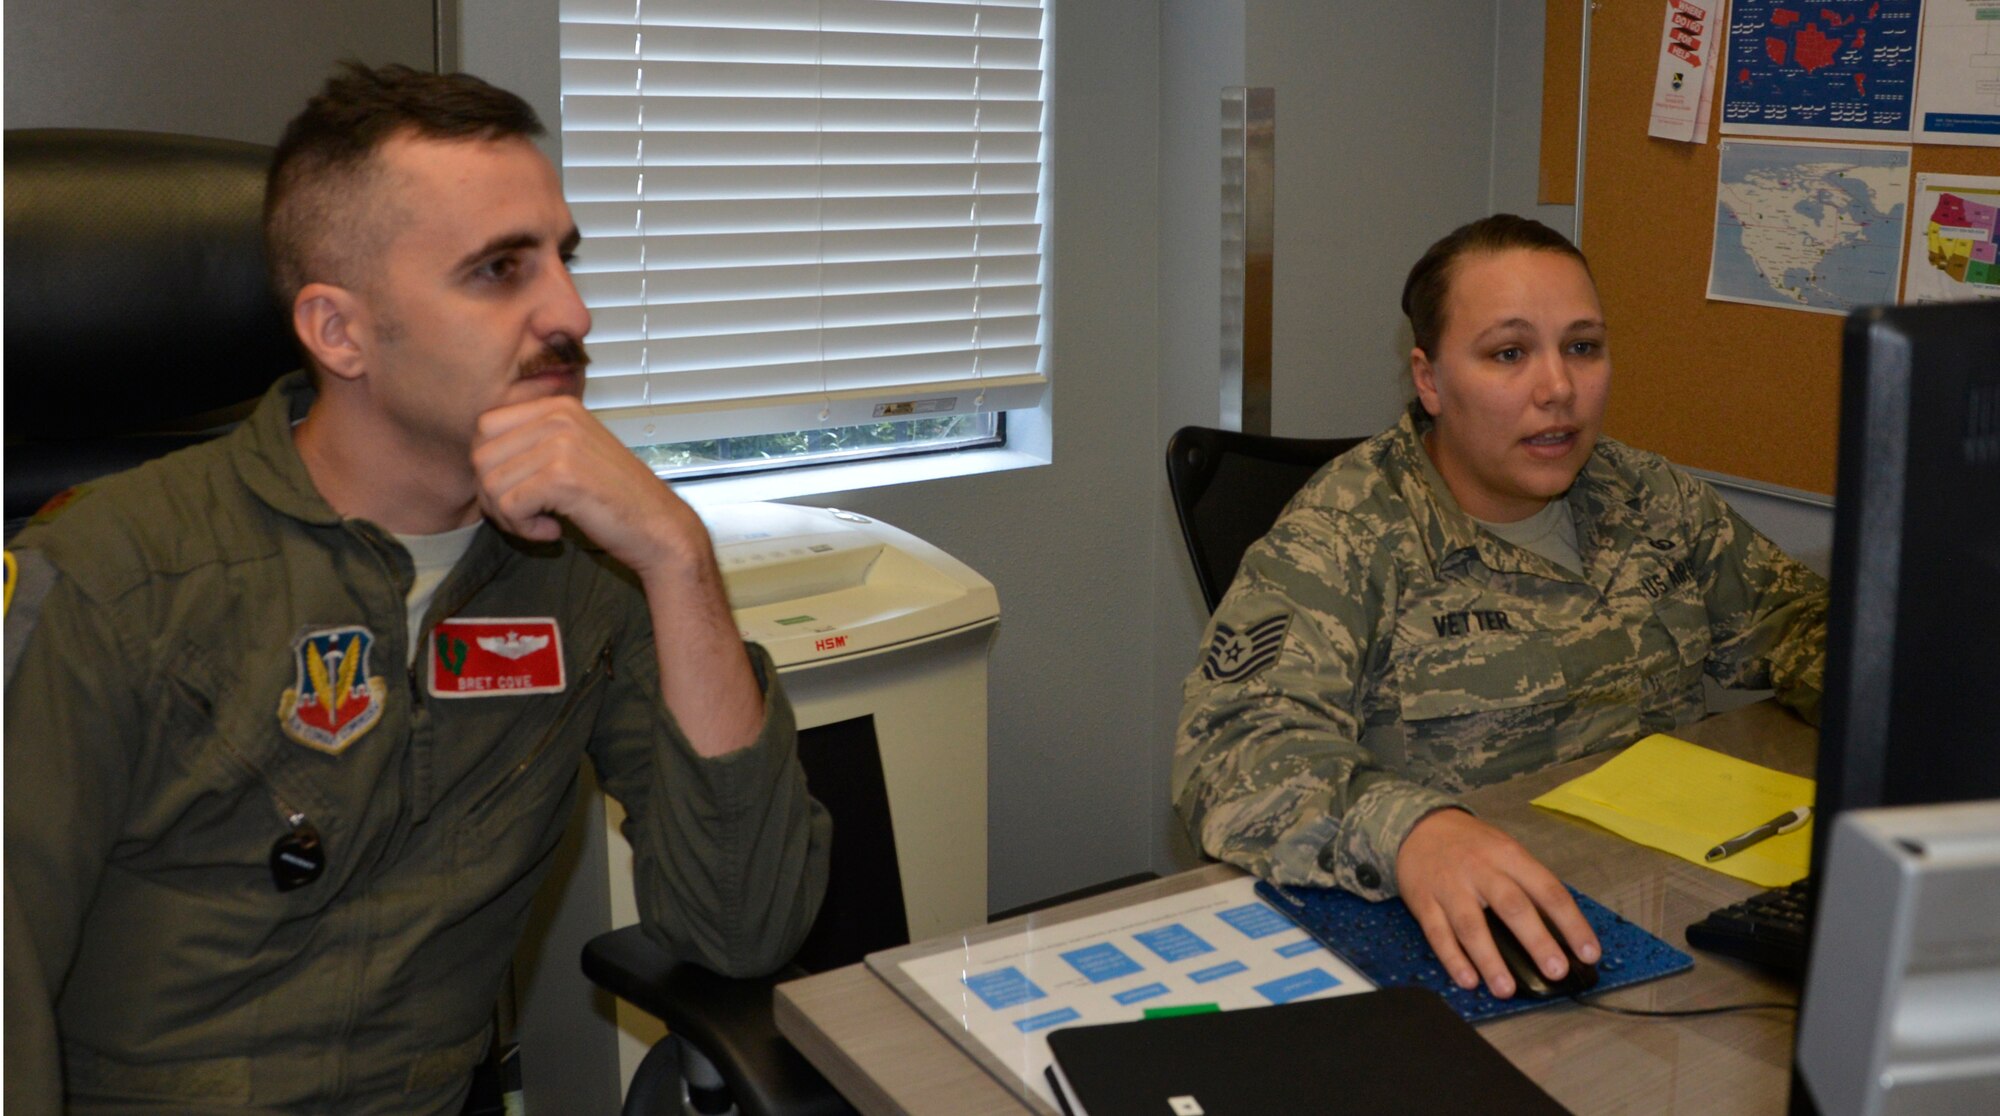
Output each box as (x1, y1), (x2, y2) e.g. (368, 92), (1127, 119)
(1483, 908), (1599, 998)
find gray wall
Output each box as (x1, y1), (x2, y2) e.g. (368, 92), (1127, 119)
(1496, 0), (1583, 237)
(1248, 0), (1503, 440)
(3, 1), (436, 142)
(1155, 0), (1249, 868)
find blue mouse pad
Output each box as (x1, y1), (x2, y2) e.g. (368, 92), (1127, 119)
(1254, 880), (1693, 1022)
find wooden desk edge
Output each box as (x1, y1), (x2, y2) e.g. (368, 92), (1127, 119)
(771, 984), (905, 1115)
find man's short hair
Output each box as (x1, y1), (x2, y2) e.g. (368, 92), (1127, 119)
(263, 63), (545, 307)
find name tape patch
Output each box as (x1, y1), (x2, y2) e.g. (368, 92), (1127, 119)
(430, 618), (565, 698)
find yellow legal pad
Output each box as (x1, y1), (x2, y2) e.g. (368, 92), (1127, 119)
(1532, 734), (1813, 888)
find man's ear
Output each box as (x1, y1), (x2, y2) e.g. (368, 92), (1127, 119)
(1410, 347), (1443, 418)
(293, 283), (369, 383)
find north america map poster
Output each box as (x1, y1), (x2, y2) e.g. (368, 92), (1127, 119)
(1721, 0), (1924, 140)
(1708, 138), (1912, 314)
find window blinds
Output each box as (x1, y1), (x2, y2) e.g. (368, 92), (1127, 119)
(557, 0), (1049, 447)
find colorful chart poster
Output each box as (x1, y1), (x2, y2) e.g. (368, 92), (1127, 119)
(1708, 138), (1912, 314)
(1912, 0), (2000, 144)
(1721, 0), (1923, 140)
(1903, 172), (2000, 299)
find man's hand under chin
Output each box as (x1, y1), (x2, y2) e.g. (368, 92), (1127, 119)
(470, 396), (701, 570)
(469, 396), (764, 757)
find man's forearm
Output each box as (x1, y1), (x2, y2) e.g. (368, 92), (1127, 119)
(638, 546), (764, 757)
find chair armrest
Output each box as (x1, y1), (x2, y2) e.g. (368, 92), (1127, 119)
(581, 926), (854, 1116)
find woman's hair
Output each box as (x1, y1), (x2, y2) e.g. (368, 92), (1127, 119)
(1400, 214), (1590, 357)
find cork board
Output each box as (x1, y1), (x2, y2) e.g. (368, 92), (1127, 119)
(1540, 0), (1583, 205)
(1579, 1), (1999, 495)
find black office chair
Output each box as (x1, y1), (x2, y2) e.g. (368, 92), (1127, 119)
(585, 715), (899, 1116)
(4, 129), (294, 535)
(1165, 426), (1364, 613)
(585, 713), (1157, 1116)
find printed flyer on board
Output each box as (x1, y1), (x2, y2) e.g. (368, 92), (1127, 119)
(1912, 0), (2000, 144)
(1652, 0), (1722, 141)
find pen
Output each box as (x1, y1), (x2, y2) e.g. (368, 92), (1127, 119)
(1705, 806), (1812, 862)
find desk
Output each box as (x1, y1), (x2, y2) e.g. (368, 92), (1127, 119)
(776, 702), (1814, 1115)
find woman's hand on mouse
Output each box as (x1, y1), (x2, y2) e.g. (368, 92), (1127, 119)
(1394, 807), (1601, 997)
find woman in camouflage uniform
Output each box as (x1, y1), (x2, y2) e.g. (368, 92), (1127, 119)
(1174, 215), (1826, 999)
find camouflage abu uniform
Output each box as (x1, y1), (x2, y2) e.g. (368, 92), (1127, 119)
(1174, 412), (1827, 900)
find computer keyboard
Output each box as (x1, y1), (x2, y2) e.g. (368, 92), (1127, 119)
(1684, 877), (1812, 977)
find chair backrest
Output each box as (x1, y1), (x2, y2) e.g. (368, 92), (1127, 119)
(787, 714), (912, 973)
(4, 129), (295, 530)
(1165, 425), (1364, 613)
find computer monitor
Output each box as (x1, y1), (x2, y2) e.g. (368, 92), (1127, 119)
(1808, 299), (2000, 876)
(1789, 300), (2000, 1115)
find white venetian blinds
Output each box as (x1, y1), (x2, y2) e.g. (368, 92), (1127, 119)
(557, 0), (1049, 447)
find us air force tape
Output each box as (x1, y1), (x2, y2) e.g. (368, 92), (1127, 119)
(1200, 612), (1291, 683)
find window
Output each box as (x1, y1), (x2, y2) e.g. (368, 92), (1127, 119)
(556, 0), (1050, 478)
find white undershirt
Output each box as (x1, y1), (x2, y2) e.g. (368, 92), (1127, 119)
(392, 523), (482, 664)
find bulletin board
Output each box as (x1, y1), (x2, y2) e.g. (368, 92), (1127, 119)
(1565, 1), (1998, 495)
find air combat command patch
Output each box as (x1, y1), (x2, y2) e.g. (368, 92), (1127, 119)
(1200, 613), (1291, 683)
(278, 625), (389, 754)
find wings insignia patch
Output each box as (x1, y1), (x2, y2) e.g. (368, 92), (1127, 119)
(476, 632), (550, 660)
(1200, 613), (1290, 683)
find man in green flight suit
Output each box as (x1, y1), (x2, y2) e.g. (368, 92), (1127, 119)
(4, 64), (830, 1114)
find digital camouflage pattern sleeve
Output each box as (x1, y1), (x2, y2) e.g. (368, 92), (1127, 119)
(1680, 472), (1827, 725)
(1173, 475), (1462, 902)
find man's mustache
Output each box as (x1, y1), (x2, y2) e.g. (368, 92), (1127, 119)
(519, 336), (591, 378)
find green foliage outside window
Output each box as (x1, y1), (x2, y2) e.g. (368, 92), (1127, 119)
(636, 414), (998, 478)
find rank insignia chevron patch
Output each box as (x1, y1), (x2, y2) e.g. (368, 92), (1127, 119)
(278, 625), (388, 754)
(1201, 613), (1291, 683)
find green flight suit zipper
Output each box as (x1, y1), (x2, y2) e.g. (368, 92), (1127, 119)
(461, 640), (615, 824)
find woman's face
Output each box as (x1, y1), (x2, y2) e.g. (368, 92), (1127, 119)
(1410, 248), (1609, 523)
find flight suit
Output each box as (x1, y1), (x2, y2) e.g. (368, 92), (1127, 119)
(4, 372), (831, 1114)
